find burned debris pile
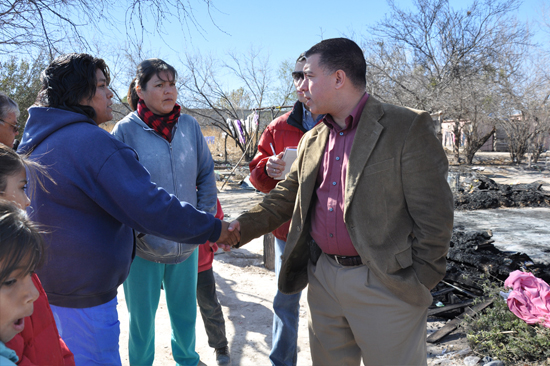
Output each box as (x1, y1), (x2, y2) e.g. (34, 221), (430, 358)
(427, 227), (550, 343)
(445, 227), (550, 290)
(427, 166), (550, 345)
(453, 174), (550, 210)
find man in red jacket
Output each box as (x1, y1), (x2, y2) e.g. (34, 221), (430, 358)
(248, 54), (323, 366)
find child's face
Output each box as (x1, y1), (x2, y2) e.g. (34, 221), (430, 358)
(0, 268), (39, 343)
(0, 169), (30, 209)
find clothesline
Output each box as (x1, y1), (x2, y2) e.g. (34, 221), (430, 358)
(252, 105), (293, 112)
(220, 105), (294, 190)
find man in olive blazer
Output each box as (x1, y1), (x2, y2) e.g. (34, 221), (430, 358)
(231, 38), (454, 366)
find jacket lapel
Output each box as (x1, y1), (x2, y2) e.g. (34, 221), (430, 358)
(344, 97), (385, 215)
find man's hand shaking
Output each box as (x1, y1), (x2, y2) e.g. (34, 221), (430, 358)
(216, 220), (241, 252)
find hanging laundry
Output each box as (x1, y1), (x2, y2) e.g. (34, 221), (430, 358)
(245, 112), (259, 134)
(253, 111), (259, 126)
(245, 113), (253, 134)
(232, 119), (245, 145)
(504, 270), (550, 328)
(226, 118), (236, 138)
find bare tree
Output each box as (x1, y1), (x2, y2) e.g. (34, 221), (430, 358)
(363, 0), (531, 163)
(224, 46), (286, 111)
(497, 114), (533, 163)
(180, 52), (251, 158)
(364, 41), (431, 110)
(496, 40), (550, 164)
(101, 39), (159, 108)
(216, 87), (252, 111)
(0, 0), (217, 57)
(498, 97), (550, 164)
(179, 50), (294, 161)
(444, 65), (504, 164)
(1, 0), (100, 56)
(463, 112), (497, 165)
(530, 103), (550, 163)
(529, 0), (550, 163)
(272, 58), (297, 108)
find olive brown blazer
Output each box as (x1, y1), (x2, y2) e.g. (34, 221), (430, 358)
(237, 96), (454, 306)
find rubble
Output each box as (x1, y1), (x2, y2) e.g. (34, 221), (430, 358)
(427, 227), (550, 343)
(453, 173), (550, 210)
(445, 227), (550, 288)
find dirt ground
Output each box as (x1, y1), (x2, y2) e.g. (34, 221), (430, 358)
(117, 189), (307, 366)
(117, 151), (550, 366)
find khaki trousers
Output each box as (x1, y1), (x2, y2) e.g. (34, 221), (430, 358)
(307, 253), (428, 366)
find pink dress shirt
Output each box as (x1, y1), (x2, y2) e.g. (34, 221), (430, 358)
(310, 93), (369, 256)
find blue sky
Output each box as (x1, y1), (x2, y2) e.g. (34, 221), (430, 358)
(98, 0), (547, 93)
(173, 2), (538, 47)
(160, 0), (543, 59)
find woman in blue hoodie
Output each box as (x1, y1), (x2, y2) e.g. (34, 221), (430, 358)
(111, 59), (219, 366)
(17, 53), (239, 366)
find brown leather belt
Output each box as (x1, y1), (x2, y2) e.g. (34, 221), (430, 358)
(327, 254), (363, 267)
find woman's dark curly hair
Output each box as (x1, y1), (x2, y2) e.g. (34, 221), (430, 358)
(35, 53), (110, 120)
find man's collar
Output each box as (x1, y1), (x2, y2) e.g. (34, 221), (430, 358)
(323, 92), (369, 131)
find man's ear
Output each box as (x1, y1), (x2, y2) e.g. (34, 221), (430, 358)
(334, 70), (346, 90)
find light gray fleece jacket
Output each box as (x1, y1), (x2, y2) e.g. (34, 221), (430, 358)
(111, 111), (217, 264)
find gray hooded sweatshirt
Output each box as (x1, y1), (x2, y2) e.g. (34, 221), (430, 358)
(112, 111), (217, 263)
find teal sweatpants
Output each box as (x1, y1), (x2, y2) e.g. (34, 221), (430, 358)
(123, 250), (199, 366)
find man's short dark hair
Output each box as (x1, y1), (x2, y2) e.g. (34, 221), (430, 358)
(296, 53), (306, 63)
(305, 38), (366, 90)
(36, 53), (110, 120)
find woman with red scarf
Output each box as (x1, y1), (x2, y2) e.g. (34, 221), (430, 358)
(111, 59), (219, 366)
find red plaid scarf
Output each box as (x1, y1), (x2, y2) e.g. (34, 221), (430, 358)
(137, 99), (181, 142)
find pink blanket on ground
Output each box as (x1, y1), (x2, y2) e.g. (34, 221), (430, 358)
(504, 270), (550, 328)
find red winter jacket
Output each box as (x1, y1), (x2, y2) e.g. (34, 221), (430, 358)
(5, 274), (75, 366)
(198, 199), (224, 273)
(249, 101), (311, 241)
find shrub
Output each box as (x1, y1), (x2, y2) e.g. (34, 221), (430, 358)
(461, 276), (550, 364)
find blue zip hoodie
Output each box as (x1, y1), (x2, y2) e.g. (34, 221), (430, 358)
(18, 107), (222, 308)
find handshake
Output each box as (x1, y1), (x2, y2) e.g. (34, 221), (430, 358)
(216, 220), (241, 251)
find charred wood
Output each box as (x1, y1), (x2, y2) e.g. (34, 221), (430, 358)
(454, 174), (550, 210)
(428, 227), (550, 325)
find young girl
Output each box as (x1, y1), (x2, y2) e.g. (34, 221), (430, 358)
(0, 145), (74, 366)
(0, 201), (42, 365)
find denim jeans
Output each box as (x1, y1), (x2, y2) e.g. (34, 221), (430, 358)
(269, 237), (302, 366)
(197, 267), (228, 349)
